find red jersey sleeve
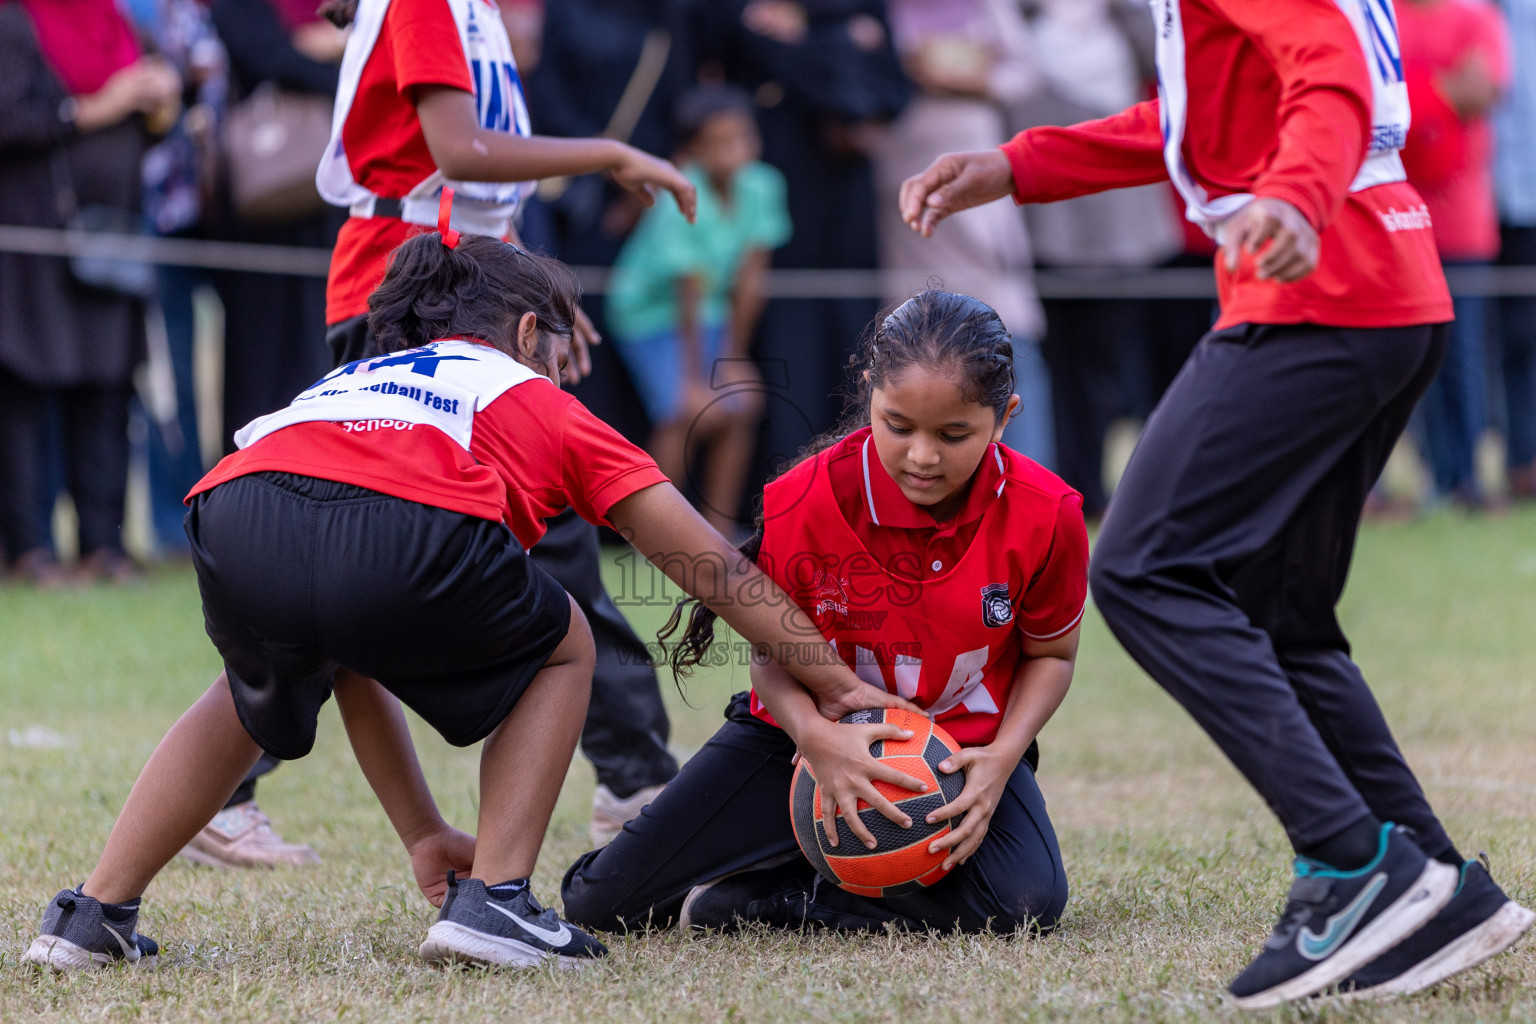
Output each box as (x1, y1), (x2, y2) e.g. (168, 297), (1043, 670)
(1000, 100), (1169, 206)
(387, 0), (474, 95)
(1016, 493), (1088, 642)
(558, 398), (670, 526)
(1209, 0), (1372, 232)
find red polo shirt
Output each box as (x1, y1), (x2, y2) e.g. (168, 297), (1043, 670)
(824, 427), (1087, 640)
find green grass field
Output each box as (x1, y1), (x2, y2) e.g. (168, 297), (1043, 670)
(3, 508), (1535, 1023)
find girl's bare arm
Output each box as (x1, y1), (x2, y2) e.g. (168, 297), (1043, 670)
(414, 86), (696, 220)
(605, 483), (921, 720)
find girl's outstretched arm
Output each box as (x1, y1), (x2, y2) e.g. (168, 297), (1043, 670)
(606, 483), (922, 722)
(333, 670), (474, 907)
(415, 86), (697, 221)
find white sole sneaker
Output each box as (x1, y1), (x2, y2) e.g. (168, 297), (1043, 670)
(418, 921), (590, 970)
(1232, 858), (1459, 1010)
(1337, 900), (1536, 1002)
(22, 935), (157, 972)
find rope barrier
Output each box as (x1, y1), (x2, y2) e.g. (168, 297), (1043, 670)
(5, 223), (1536, 299)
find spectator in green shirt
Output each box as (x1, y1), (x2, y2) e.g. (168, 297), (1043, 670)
(607, 85), (791, 534)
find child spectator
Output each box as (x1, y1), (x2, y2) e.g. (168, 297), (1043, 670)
(606, 85), (791, 534)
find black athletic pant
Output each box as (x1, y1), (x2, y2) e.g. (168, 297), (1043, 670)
(561, 692), (1068, 935)
(1089, 321), (1457, 858)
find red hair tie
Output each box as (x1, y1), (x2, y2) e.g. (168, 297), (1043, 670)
(437, 188), (461, 249)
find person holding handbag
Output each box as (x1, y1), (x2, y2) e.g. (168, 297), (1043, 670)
(0, 0), (179, 585)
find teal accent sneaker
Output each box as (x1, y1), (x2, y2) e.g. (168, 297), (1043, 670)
(1335, 857), (1536, 1000)
(1227, 824), (1458, 1010)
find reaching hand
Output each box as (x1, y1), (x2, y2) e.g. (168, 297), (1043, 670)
(407, 825), (476, 907)
(898, 149), (1015, 238)
(813, 671), (926, 722)
(799, 719), (929, 849)
(610, 144), (698, 224)
(923, 743), (1014, 870)
(1220, 197), (1319, 283)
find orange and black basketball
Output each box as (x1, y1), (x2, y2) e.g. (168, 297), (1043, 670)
(789, 708), (966, 897)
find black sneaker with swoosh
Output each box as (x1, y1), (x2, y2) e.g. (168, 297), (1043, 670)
(1227, 824), (1458, 1010)
(1334, 857), (1536, 1001)
(22, 888), (159, 972)
(418, 873), (607, 969)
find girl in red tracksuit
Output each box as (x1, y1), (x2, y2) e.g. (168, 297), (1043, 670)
(899, 0), (1531, 1007)
(562, 289), (1088, 936)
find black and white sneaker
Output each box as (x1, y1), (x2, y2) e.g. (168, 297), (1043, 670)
(1228, 824), (1458, 1010)
(418, 873), (607, 969)
(22, 888), (159, 971)
(1335, 857), (1536, 1001)
(678, 857), (815, 933)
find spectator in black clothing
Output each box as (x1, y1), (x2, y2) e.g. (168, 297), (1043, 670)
(207, 0), (345, 453)
(523, 0), (693, 444)
(686, 0), (909, 493)
(0, 2), (179, 584)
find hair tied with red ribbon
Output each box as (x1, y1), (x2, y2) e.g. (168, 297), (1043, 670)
(438, 188), (461, 250)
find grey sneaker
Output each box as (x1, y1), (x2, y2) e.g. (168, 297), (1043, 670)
(418, 873), (607, 969)
(22, 888), (159, 971)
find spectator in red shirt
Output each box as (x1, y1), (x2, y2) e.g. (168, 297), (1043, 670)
(899, 0), (1531, 1007)
(1399, 0), (1510, 505)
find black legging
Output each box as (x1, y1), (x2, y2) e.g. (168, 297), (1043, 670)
(0, 369), (131, 562)
(562, 692), (1068, 935)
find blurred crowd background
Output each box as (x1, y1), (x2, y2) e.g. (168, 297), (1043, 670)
(1, 0), (1533, 586)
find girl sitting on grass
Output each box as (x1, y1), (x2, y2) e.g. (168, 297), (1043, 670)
(22, 217), (913, 973)
(561, 289), (1087, 935)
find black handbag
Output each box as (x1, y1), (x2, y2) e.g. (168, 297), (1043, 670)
(51, 152), (156, 299)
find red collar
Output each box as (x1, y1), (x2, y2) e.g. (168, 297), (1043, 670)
(854, 426), (1007, 530)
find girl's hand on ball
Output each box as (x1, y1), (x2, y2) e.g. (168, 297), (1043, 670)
(926, 744), (1012, 869)
(800, 719), (928, 849)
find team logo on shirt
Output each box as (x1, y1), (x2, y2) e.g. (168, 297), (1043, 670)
(981, 583), (1013, 628)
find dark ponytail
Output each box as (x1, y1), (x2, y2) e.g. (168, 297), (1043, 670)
(657, 288), (1015, 679)
(657, 525), (764, 680)
(367, 232), (581, 362)
(319, 0), (358, 28)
